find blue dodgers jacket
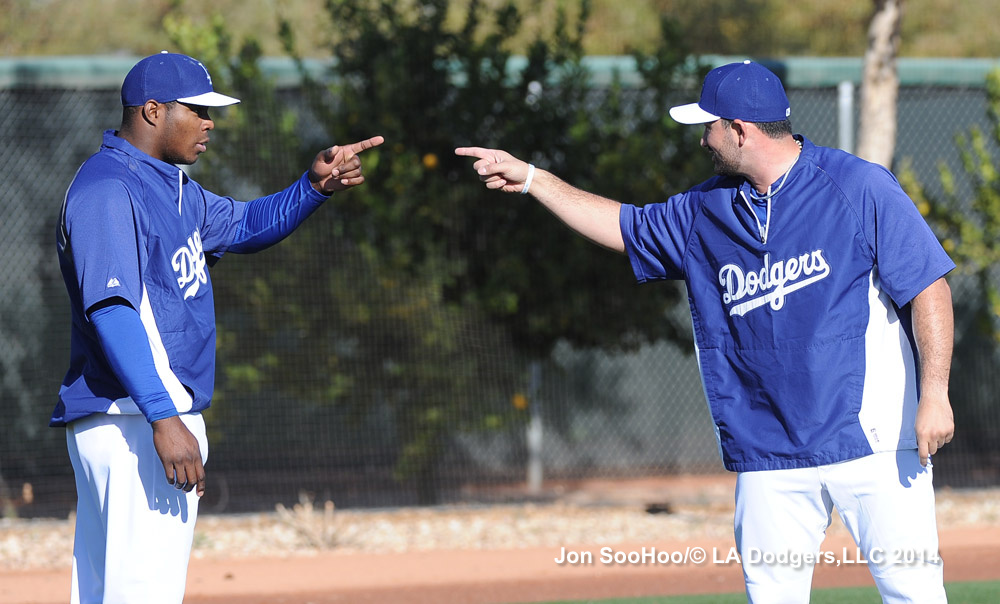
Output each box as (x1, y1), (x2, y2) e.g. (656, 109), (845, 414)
(53, 130), (329, 426)
(620, 136), (956, 472)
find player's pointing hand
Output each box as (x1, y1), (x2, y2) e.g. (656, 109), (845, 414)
(455, 145), (625, 252)
(455, 147), (533, 194)
(310, 135), (385, 195)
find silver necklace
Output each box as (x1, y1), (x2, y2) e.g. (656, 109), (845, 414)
(743, 139), (803, 243)
(748, 139), (803, 202)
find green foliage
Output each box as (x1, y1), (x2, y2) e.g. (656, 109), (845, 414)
(900, 67), (1000, 340)
(293, 0), (704, 356)
(166, 0), (709, 503)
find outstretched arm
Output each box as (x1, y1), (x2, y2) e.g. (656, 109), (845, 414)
(310, 135), (386, 194)
(911, 276), (955, 467)
(454, 146), (625, 253)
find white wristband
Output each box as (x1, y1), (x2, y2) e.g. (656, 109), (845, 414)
(521, 163), (535, 195)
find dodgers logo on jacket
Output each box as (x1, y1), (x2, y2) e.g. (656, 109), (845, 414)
(719, 249), (831, 316)
(172, 229), (208, 299)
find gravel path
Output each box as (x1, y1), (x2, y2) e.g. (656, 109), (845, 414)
(3, 485), (997, 572)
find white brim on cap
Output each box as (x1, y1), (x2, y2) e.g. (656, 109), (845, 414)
(668, 102), (720, 125)
(176, 91), (241, 107)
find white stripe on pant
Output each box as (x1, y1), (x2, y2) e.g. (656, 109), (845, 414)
(66, 412), (207, 604)
(735, 449), (946, 603)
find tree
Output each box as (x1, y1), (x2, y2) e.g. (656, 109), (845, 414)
(165, 0), (709, 504)
(857, 0), (904, 167)
(293, 0), (704, 356)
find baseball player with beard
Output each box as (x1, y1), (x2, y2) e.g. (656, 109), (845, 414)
(53, 51), (382, 604)
(457, 61), (955, 603)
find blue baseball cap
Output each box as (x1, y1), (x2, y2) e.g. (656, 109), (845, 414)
(669, 60), (789, 124)
(121, 51), (240, 108)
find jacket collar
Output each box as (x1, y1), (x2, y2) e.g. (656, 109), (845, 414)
(101, 129), (188, 183)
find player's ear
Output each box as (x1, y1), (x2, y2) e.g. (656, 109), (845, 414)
(730, 119), (751, 146)
(141, 100), (165, 126)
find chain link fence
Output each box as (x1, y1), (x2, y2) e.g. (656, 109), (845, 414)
(2, 57), (998, 518)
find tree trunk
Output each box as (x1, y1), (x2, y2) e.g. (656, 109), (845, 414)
(856, 0), (904, 168)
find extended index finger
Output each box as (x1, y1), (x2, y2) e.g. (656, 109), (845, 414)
(347, 135), (385, 155)
(454, 146), (495, 160)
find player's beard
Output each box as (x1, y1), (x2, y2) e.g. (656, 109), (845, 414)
(709, 134), (743, 177)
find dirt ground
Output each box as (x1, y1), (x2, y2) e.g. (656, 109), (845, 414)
(3, 476), (999, 604)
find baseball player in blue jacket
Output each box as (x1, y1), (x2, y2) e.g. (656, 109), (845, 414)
(54, 52), (383, 604)
(457, 61), (955, 603)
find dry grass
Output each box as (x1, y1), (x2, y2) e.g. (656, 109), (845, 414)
(3, 0), (1000, 58)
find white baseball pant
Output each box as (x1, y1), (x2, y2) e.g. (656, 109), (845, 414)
(735, 449), (946, 604)
(66, 412), (208, 604)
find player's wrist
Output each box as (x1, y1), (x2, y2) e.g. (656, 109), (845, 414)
(150, 411), (182, 427)
(521, 164), (536, 195)
(917, 384), (950, 404)
(304, 171), (333, 197)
